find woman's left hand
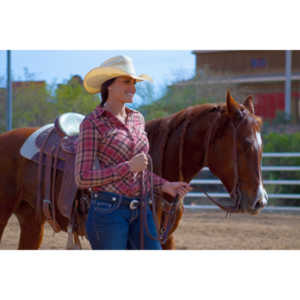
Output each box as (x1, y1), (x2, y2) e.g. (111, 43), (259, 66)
(161, 181), (192, 198)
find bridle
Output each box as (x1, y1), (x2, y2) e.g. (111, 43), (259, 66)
(179, 107), (248, 214)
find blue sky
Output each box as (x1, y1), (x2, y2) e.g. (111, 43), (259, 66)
(0, 50), (196, 100)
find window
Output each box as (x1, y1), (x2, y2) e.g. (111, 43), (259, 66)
(250, 58), (266, 68)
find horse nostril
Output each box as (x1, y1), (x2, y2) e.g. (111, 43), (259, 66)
(260, 198), (267, 208)
(254, 200), (264, 210)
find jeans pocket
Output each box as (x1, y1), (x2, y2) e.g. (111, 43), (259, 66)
(92, 198), (120, 215)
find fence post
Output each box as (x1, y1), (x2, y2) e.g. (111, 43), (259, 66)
(6, 50), (12, 131)
(285, 50), (292, 120)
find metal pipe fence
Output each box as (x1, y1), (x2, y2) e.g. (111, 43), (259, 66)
(185, 153), (300, 210)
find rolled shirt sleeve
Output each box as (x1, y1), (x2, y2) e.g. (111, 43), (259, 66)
(145, 170), (167, 194)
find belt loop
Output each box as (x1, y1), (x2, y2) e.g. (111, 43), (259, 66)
(116, 194), (122, 208)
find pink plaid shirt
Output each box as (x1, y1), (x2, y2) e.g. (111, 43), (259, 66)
(75, 105), (167, 197)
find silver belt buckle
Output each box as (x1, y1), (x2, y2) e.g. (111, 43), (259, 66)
(129, 199), (139, 210)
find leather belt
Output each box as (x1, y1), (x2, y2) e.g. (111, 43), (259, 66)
(90, 191), (152, 210)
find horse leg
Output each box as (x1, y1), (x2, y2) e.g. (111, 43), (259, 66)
(0, 215), (13, 244)
(0, 196), (16, 244)
(15, 201), (45, 250)
(162, 235), (176, 250)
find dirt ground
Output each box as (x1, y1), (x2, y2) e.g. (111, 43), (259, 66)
(1, 209), (300, 250)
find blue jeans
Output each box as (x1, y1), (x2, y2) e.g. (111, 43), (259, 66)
(85, 191), (162, 250)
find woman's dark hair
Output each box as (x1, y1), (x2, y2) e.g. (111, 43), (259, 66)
(100, 78), (116, 107)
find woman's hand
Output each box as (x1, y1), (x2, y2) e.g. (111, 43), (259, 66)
(128, 153), (148, 173)
(161, 181), (192, 198)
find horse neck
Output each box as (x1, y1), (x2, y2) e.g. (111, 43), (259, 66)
(180, 107), (221, 183)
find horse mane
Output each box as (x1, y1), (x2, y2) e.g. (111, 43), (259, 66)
(147, 103), (222, 178)
(147, 101), (262, 179)
(167, 103), (221, 131)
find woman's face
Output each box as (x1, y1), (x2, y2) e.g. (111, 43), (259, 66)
(108, 76), (136, 104)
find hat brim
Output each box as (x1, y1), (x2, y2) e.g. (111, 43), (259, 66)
(83, 66), (153, 94)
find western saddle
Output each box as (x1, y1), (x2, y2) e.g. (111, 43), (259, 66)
(30, 112), (88, 249)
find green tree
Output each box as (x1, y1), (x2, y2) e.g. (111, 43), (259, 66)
(12, 81), (56, 128)
(1, 71), (101, 132)
(54, 75), (99, 115)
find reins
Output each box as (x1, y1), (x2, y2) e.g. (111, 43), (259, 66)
(139, 109), (194, 248)
(138, 154), (180, 248)
(139, 108), (195, 248)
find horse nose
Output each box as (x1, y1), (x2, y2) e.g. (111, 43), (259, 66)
(260, 189), (268, 207)
(253, 186), (268, 210)
(254, 193), (268, 210)
(254, 199), (264, 210)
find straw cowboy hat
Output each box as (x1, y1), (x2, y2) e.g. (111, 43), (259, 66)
(83, 55), (153, 94)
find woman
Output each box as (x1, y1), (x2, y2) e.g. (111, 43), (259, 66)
(75, 55), (192, 250)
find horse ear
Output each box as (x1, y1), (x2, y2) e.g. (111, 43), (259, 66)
(226, 90), (242, 120)
(243, 96), (255, 114)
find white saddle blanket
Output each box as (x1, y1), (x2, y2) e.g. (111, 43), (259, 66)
(20, 124), (54, 160)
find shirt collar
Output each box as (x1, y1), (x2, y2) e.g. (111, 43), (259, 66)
(94, 105), (137, 118)
(94, 105), (138, 125)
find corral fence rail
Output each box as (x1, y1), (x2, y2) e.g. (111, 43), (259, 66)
(185, 152), (300, 212)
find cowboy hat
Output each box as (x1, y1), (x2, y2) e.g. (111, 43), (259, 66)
(83, 55), (153, 94)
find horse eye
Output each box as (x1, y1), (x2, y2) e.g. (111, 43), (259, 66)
(243, 139), (254, 150)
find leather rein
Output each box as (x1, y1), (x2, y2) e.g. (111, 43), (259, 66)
(138, 155), (179, 248)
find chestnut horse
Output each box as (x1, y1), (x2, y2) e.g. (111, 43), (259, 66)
(147, 91), (268, 249)
(0, 92), (267, 249)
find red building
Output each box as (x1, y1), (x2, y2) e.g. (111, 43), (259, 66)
(191, 51), (300, 121)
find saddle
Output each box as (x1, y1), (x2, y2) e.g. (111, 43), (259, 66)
(29, 112), (87, 248)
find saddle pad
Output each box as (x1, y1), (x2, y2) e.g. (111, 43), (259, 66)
(20, 124), (54, 160)
(57, 112), (85, 136)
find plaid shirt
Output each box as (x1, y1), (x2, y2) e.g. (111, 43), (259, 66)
(75, 105), (167, 197)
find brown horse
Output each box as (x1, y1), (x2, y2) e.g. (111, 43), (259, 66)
(0, 91), (267, 249)
(147, 91), (267, 249)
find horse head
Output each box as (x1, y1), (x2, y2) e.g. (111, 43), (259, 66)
(202, 91), (268, 214)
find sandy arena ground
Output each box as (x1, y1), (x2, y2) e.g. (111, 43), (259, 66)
(1, 209), (300, 250)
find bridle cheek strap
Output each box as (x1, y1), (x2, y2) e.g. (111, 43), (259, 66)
(201, 114), (246, 213)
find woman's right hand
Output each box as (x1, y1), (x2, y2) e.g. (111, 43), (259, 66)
(128, 153), (148, 173)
